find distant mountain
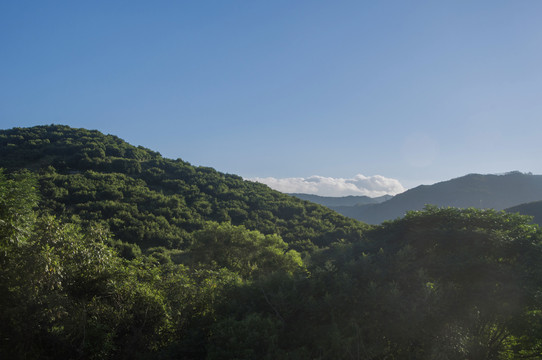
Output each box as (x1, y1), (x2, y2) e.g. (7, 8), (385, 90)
(506, 200), (542, 226)
(289, 193), (392, 207)
(331, 172), (542, 224)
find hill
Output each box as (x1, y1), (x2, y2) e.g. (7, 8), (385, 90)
(331, 172), (542, 224)
(289, 193), (392, 207)
(4, 172), (542, 359)
(3, 126), (542, 359)
(0, 125), (368, 253)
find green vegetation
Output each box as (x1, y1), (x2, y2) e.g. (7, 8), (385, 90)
(2, 125), (542, 359)
(0, 125), (368, 255)
(0, 170), (304, 359)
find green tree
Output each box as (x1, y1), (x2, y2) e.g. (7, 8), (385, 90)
(188, 222), (304, 279)
(0, 170), (38, 246)
(0, 173), (174, 359)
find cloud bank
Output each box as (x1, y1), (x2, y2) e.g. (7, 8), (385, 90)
(249, 174), (406, 197)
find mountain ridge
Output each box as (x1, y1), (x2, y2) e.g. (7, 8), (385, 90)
(325, 171), (542, 224)
(289, 193), (392, 207)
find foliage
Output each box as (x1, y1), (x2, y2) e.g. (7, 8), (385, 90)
(188, 222), (304, 278)
(0, 169), (38, 245)
(3, 126), (542, 359)
(203, 207), (542, 359)
(0, 172), (234, 359)
(0, 125), (369, 253)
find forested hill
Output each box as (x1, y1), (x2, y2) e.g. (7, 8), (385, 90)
(0, 125), (367, 253)
(333, 172), (542, 224)
(4, 125), (542, 359)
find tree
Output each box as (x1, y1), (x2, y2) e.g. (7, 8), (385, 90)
(188, 222), (303, 279)
(0, 170), (38, 246)
(0, 172), (174, 359)
(365, 206), (542, 358)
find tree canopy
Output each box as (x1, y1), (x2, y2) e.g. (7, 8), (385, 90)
(0, 125), (368, 255)
(2, 126), (542, 359)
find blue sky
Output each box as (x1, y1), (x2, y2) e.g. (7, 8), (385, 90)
(2, 1), (542, 195)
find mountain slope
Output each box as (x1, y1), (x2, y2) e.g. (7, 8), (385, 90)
(4, 126), (542, 359)
(289, 193), (392, 207)
(333, 172), (542, 224)
(0, 125), (368, 251)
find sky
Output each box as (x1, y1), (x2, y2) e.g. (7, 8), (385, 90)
(2, 1), (542, 196)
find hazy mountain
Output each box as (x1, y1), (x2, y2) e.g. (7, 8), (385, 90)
(331, 172), (542, 224)
(289, 193), (392, 207)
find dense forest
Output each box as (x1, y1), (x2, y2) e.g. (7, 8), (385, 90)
(2, 125), (542, 359)
(0, 125), (368, 255)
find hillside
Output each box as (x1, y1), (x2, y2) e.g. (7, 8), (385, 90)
(289, 193), (392, 207)
(0, 125), (368, 253)
(331, 172), (542, 224)
(3, 171), (542, 359)
(3, 125), (542, 359)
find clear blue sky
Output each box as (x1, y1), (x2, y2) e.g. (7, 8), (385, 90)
(2, 1), (542, 193)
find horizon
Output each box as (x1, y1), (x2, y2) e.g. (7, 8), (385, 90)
(2, 123), (538, 199)
(2, 1), (542, 196)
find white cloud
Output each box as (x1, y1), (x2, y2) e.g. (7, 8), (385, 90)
(248, 174), (406, 197)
